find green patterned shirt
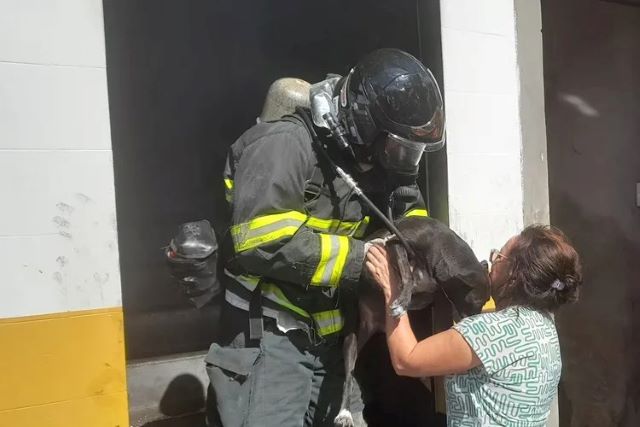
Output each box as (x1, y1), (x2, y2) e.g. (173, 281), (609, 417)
(445, 306), (561, 426)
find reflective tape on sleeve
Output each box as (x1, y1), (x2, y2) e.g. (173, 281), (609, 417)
(305, 216), (369, 237)
(306, 216), (368, 236)
(224, 270), (311, 319)
(353, 216), (370, 238)
(231, 211), (307, 252)
(310, 234), (350, 287)
(311, 309), (344, 336)
(224, 270), (344, 337)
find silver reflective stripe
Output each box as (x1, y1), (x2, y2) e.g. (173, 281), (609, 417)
(320, 235), (340, 284)
(225, 269), (259, 290)
(311, 309), (344, 336)
(232, 220), (303, 252)
(233, 218), (303, 244)
(225, 270), (311, 320)
(230, 211), (307, 252)
(224, 272), (343, 336)
(311, 235), (349, 287)
(224, 289), (309, 334)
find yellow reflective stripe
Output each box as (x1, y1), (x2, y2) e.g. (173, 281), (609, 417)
(306, 217), (357, 235)
(311, 234), (333, 286)
(330, 236), (349, 286)
(246, 211), (307, 229)
(404, 208), (429, 218)
(306, 217), (336, 231)
(311, 235), (349, 287)
(225, 271), (311, 319)
(306, 216), (370, 237)
(234, 225), (300, 252)
(224, 179), (234, 203)
(231, 211), (307, 252)
(354, 216), (370, 238)
(262, 283), (311, 319)
(336, 222), (357, 234)
(225, 270), (344, 336)
(312, 309), (344, 336)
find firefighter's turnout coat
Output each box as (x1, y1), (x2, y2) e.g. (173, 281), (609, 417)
(222, 115), (427, 340)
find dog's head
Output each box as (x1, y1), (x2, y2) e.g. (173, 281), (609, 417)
(372, 216), (490, 317)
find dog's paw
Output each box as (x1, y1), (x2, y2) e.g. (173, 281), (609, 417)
(334, 409), (355, 427)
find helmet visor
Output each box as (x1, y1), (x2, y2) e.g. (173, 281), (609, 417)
(398, 105), (446, 152)
(378, 133), (429, 173)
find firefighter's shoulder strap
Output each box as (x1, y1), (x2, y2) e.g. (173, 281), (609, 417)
(237, 114), (312, 346)
(248, 279), (263, 344)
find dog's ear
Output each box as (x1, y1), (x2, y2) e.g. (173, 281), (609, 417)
(387, 242), (418, 316)
(388, 242), (413, 290)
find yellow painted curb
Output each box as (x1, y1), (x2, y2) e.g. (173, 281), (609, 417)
(0, 307), (129, 426)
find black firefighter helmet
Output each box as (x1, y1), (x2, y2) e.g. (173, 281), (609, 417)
(338, 48), (445, 175)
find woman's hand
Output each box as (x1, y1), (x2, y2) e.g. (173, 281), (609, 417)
(366, 244), (482, 378)
(365, 244), (400, 303)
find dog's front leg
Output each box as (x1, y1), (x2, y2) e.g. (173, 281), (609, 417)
(387, 243), (415, 317)
(334, 332), (358, 427)
(420, 376), (433, 392)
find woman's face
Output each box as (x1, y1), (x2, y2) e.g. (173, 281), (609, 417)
(490, 236), (517, 298)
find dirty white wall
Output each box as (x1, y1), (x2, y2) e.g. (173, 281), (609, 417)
(440, 0), (556, 424)
(440, 0), (549, 264)
(0, 1), (128, 425)
(0, 0), (121, 317)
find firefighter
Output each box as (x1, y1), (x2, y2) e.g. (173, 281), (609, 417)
(207, 48), (445, 427)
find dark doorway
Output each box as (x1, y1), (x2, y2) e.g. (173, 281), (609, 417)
(104, 0), (445, 424)
(103, 0), (444, 361)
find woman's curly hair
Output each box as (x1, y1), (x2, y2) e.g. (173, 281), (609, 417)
(500, 225), (582, 312)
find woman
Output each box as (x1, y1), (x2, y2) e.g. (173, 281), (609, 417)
(365, 225), (582, 426)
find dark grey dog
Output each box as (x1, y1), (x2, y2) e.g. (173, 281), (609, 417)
(334, 216), (490, 427)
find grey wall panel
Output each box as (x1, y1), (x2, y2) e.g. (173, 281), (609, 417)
(542, 0), (640, 425)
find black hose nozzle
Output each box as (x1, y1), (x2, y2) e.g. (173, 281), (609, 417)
(322, 113), (355, 159)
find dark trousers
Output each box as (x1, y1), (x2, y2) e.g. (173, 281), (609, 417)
(205, 304), (364, 427)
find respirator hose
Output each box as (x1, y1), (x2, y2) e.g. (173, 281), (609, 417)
(295, 107), (416, 259)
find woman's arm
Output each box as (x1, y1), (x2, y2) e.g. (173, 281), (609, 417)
(366, 245), (482, 377)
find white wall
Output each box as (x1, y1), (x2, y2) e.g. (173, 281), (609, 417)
(440, 0), (549, 258)
(0, 0), (121, 318)
(440, 0), (555, 424)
